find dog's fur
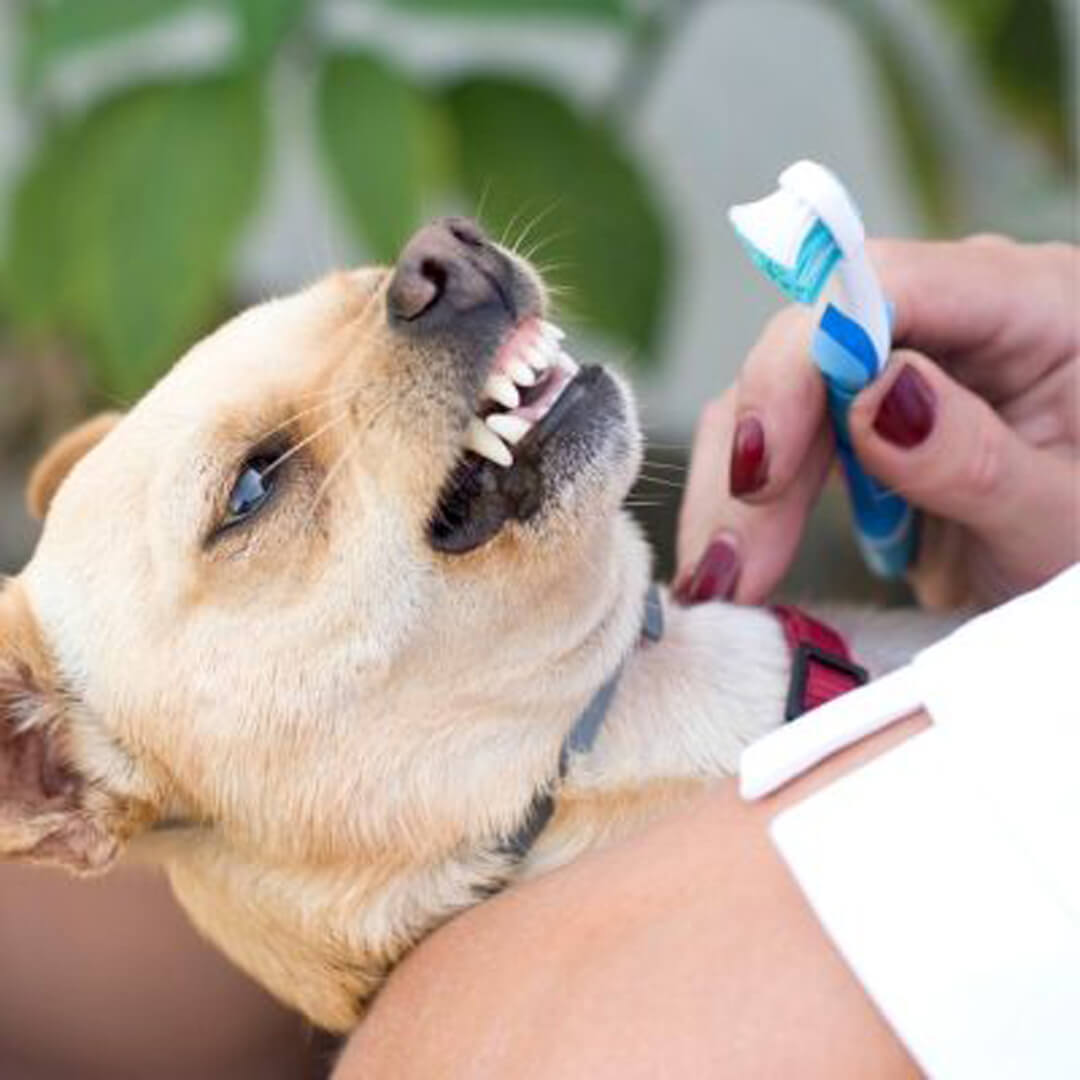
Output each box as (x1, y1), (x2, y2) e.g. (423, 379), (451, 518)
(0, 235), (952, 1030)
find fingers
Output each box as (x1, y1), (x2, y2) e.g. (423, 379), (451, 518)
(675, 385), (833, 606)
(726, 306), (826, 502)
(674, 305), (832, 605)
(849, 351), (1080, 591)
(869, 237), (1079, 399)
(674, 239), (1080, 611)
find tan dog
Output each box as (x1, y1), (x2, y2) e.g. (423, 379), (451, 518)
(0, 219), (950, 1030)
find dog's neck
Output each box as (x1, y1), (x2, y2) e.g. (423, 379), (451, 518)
(515, 592), (791, 874)
(574, 594), (791, 787)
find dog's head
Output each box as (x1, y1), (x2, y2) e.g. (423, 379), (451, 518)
(1, 218), (650, 875)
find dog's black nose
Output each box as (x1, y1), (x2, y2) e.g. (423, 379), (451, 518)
(387, 218), (510, 325)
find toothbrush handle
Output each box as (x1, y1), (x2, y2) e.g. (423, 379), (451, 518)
(812, 306), (918, 579)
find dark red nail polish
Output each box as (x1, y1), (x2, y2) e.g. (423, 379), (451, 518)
(675, 535), (740, 605)
(729, 416), (768, 497)
(873, 364), (936, 448)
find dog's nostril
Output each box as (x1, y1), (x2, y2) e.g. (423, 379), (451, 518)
(387, 261), (441, 321)
(447, 218), (485, 248)
(420, 256), (448, 294)
(387, 218), (503, 325)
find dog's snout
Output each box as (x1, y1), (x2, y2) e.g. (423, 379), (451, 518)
(386, 218), (511, 326)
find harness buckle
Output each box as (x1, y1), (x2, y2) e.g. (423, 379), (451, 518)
(785, 643), (869, 723)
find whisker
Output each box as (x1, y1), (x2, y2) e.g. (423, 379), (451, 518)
(308, 433), (363, 521)
(297, 389), (398, 537)
(532, 260), (572, 278)
(636, 472), (684, 490)
(244, 376), (386, 453)
(264, 410), (351, 477)
(523, 228), (569, 263)
(363, 390), (396, 432)
(533, 257), (576, 275)
(499, 205), (527, 249)
(512, 199), (561, 257)
(252, 395), (349, 448)
(475, 179), (493, 229)
(640, 459), (687, 473)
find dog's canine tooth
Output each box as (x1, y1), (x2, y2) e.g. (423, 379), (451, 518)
(483, 373), (520, 410)
(485, 413), (532, 445)
(465, 417), (513, 467)
(507, 359), (537, 387)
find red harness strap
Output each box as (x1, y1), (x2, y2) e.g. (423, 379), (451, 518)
(771, 605), (869, 722)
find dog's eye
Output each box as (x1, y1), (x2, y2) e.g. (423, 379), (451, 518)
(223, 456), (278, 527)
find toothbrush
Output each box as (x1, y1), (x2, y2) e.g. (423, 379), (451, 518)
(728, 159), (916, 579)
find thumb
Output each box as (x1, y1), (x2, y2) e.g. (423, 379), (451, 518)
(849, 350), (1078, 570)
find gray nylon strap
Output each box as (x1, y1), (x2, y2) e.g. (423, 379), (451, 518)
(497, 584), (664, 863)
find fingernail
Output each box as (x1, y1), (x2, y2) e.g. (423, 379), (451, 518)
(873, 364), (935, 448)
(675, 534), (740, 605)
(729, 415), (768, 497)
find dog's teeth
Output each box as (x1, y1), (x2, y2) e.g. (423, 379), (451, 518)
(483, 373), (520, 410)
(465, 417), (513, 467)
(540, 321), (566, 343)
(526, 343), (552, 371)
(556, 349), (580, 376)
(485, 413), (532, 445)
(507, 359), (537, 387)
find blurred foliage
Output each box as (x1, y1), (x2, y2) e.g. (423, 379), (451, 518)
(8, 75), (264, 393)
(829, 0), (1074, 233)
(7, 0), (668, 399)
(387, 0), (628, 15)
(319, 53), (452, 260)
(931, 0), (1070, 166)
(2, 0), (1072, 402)
(447, 77), (666, 357)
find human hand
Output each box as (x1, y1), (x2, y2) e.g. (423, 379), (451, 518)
(675, 237), (1079, 609)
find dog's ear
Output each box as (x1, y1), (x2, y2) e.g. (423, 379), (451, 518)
(0, 584), (121, 874)
(26, 412), (122, 521)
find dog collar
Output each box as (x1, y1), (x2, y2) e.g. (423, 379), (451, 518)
(772, 605), (868, 722)
(494, 585), (664, 864)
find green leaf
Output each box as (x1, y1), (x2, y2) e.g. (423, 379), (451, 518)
(20, 0), (303, 90)
(383, 0), (627, 18)
(444, 77), (668, 362)
(226, 0), (306, 67)
(20, 0), (197, 88)
(318, 53), (452, 261)
(6, 75), (265, 397)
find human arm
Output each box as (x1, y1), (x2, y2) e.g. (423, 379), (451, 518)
(334, 714), (929, 1080)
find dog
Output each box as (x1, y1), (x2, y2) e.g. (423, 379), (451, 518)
(0, 218), (953, 1031)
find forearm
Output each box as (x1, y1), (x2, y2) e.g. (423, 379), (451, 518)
(337, 715), (929, 1079)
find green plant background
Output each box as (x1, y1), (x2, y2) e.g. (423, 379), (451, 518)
(2, 0), (1073, 404)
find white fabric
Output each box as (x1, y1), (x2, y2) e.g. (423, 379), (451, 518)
(740, 564), (1080, 1078)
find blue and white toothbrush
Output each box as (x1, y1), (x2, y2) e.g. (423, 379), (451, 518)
(728, 159), (916, 579)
